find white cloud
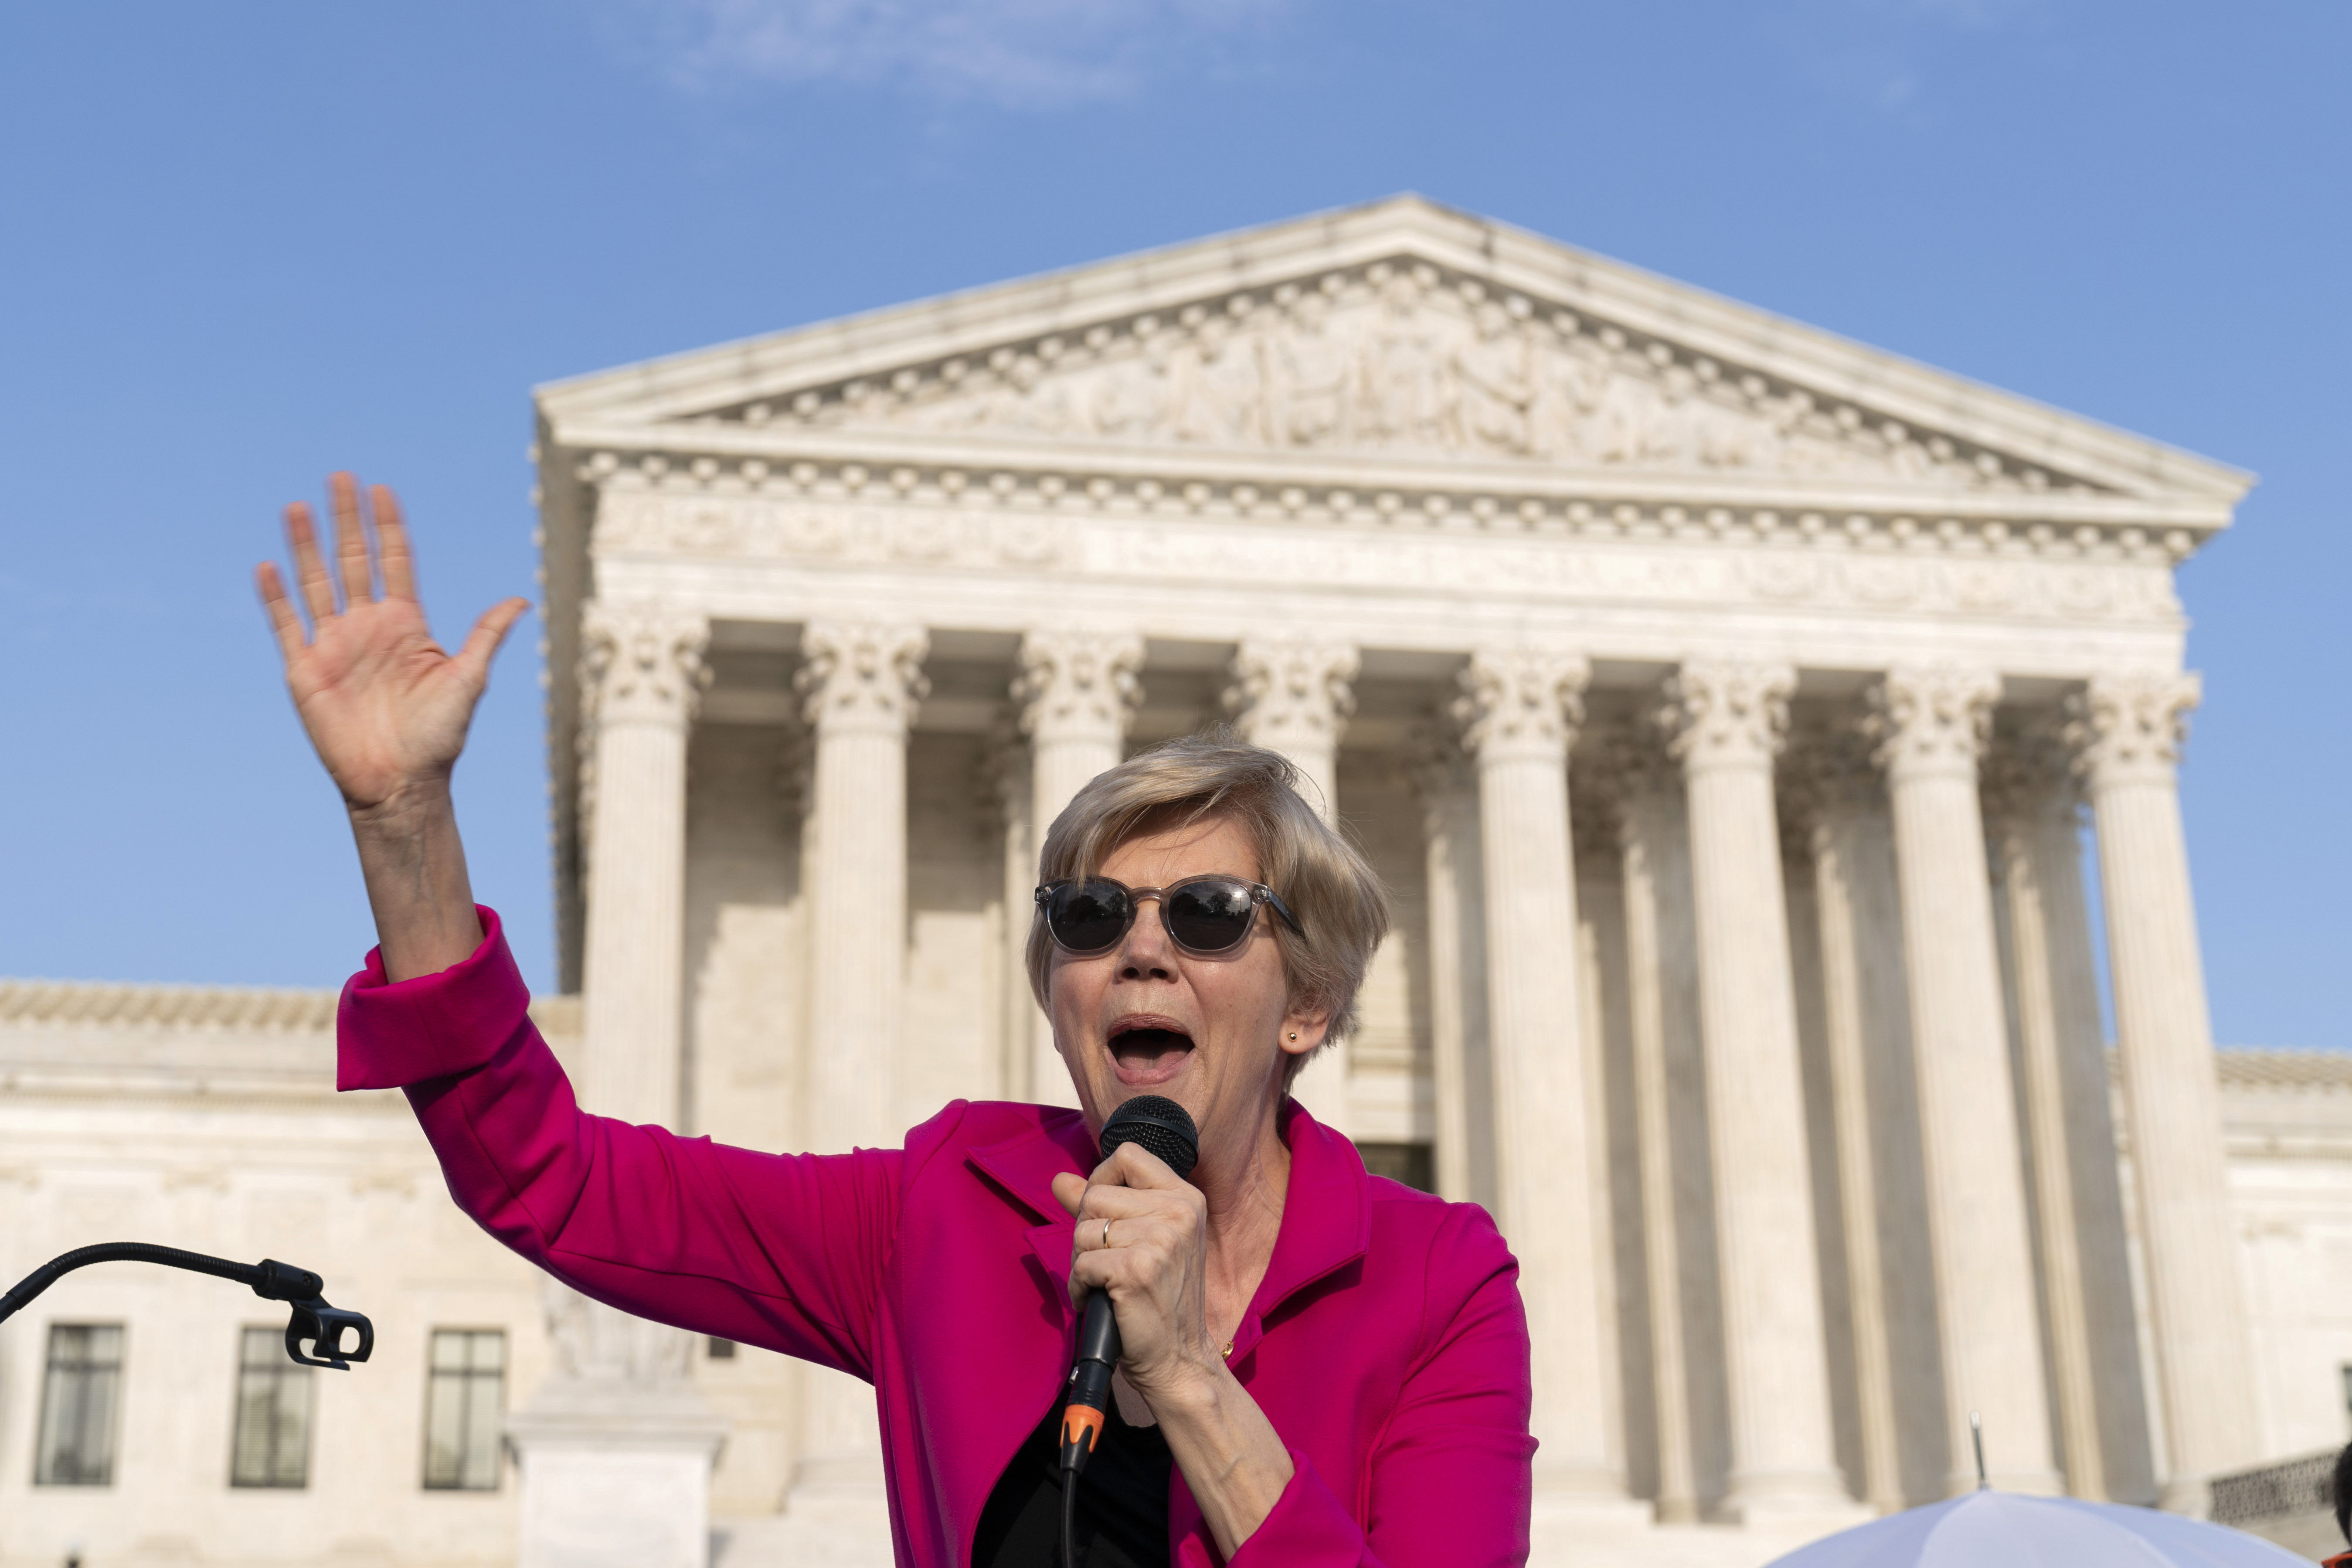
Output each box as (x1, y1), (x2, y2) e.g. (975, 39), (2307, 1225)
(624, 0), (1292, 109)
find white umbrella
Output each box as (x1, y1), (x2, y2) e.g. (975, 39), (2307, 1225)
(1762, 1490), (2317, 1568)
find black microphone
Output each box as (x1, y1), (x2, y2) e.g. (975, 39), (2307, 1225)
(1057, 1094), (1199, 1478)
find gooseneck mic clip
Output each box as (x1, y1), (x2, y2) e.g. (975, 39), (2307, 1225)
(1057, 1096), (1200, 1568)
(0, 1243), (374, 1370)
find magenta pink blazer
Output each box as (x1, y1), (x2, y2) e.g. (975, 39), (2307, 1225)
(337, 908), (1536, 1566)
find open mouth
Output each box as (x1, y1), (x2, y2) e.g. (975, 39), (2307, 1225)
(1107, 1018), (1195, 1085)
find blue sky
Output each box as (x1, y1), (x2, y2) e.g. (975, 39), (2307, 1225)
(0, 3), (2343, 1046)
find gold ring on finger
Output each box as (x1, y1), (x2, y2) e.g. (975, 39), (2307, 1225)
(1101, 1218), (1112, 1249)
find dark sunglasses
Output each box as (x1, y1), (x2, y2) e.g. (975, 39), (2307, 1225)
(1034, 875), (1306, 958)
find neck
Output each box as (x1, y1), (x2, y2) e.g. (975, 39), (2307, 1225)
(1192, 1098), (1292, 1335)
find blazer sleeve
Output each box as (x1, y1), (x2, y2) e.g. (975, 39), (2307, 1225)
(337, 905), (902, 1379)
(1210, 1204), (1536, 1568)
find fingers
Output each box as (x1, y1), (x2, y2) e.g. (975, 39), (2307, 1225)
(1096, 1140), (1189, 1189)
(284, 502), (338, 626)
(329, 472), (375, 608)
(456, 598), (532, 681)
(372, 484), (417, 600)
(255, 563), (307, 660)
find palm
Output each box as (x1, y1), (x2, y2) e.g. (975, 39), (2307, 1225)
(258, 475), (527, 812)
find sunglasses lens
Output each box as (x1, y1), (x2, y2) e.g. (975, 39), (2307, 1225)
(1049, 881), (1131, 952)
(1165, 880), (1259, 953)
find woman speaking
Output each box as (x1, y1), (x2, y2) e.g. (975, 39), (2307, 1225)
(258, 474), (1536, 1567)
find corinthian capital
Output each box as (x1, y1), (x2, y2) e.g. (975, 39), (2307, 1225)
(1224, 637), (1360, 753)
(796, 620), (930, 737)
(1866, 665), (2001, 782)
(1015, 629), (1144, 748)
(1979, 719), (2081, 829)
(2065, 670), (2200, 789)
(579, 600), (710, 731)
(1659, 659), (1795, 774)
(1453, 646), (1590, 764)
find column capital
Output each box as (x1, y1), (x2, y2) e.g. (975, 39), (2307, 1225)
(1453, 645), (1590, 765)
(1015, 629), (1144, 749)
(1224, 636), (1359, 753)
(1980, 719), (2083, 830)
(1401, 719), (1475, 807)
(1866, 664), (2001, 783)
(2066, 670), (2200, 789)
(1777, 727), (1880, 834)
(1659, 658), (1795, 775)
(580, 600), (711, 731)
(797, 619), (930, 738)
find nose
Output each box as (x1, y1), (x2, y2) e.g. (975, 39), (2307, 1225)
(1115, 892), (1178, 981)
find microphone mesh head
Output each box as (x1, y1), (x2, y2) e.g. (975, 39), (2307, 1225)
(1100, 1095), (1200, 1180)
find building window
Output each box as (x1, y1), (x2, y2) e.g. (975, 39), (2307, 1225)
(707, 1337), (738, 1360)
(422, 1329), (505, 1491)
(230, 1326), (313, 1488)
(35, 1324), (123, 1486)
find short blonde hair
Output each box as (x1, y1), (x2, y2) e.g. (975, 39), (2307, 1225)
(1025, 733), (1392, 1078)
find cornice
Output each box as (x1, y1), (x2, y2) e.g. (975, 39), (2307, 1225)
(556, 433), (2220, 573)
(548, 418), (2231, 537)
(534, 195), (2251, 510)
(0, 977), (340, 1030)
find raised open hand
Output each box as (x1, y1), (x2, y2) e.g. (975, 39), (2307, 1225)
(257, 474), (530, 814)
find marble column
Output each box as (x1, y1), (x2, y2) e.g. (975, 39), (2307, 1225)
(1984, 734), (2155, 1504)
(1015, 629), (1143, 1106)
(1614, 744), (1710, 1523)
(1405, 727), (1494, 1211)
(983, 719), (1037, 1103)
(1792, 738), (1939, 1511)
(1225, 636), (1359, 821)
(2069, 671), (2257, 1511)
(1455, 646), (1629, 1511)
(507, 600), (725, 1568)
(1228, 636), (1360, 1127)
(1659, 659), (1856, 1521)
(789, 618), (929, 1515)
(1869, 667), (2061, 1496)
(578, 600), (710, 1122)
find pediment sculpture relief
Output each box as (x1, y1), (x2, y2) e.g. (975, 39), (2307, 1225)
(719, 262), (2088, 494)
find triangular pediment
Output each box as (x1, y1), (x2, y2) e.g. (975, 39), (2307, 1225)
(538, 196), (2248, 507)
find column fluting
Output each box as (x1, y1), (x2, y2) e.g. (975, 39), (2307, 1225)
(1660, 659), (1854, 1519)
(1869, 666), (2061, 1496)
(1984, 733), (2156, 1503)
(1456, 646), (1624, 1504)
(1788, 735), (1940, 1511)
(2069, 671), (2257, 1510)
(791, 617), (928, 1500)
(1614, 740), (1709, 1523)
(578, 600), (710, 1126)
(1228, 636), (1360, 1126)
(1405, 727), (1493, 1209)
(1014, 629), (1143, 1105)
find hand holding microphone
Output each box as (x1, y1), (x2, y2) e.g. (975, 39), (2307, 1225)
(1050, 1094), (1202, 1477)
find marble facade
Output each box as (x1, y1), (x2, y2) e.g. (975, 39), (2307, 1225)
(0, 198), (2323, 1567)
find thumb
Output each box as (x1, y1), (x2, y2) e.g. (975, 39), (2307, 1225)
(455, 598), (532, 681)
(1051, 1171), (1089, 1218)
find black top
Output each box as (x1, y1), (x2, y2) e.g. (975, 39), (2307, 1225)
(972, 1399), (1173, 1568)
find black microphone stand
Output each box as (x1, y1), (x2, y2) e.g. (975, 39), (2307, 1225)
(0, 1242), (374, 1369)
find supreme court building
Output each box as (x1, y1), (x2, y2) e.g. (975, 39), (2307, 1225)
(3, 198), (2344, 1567)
